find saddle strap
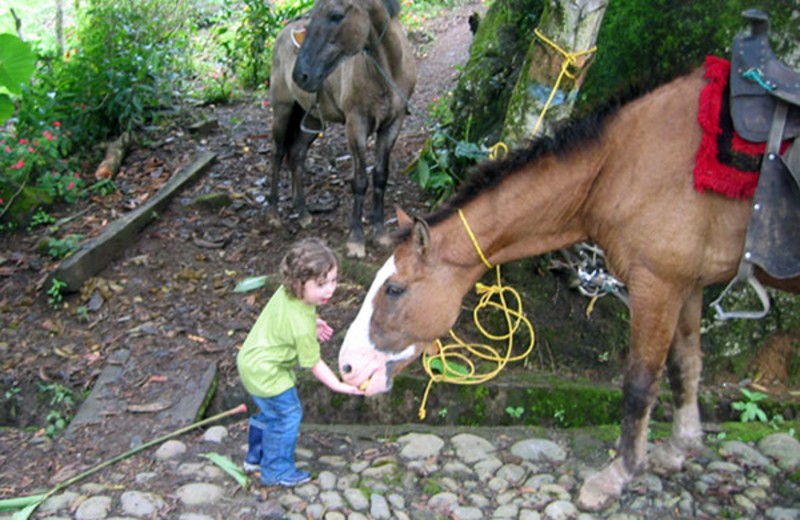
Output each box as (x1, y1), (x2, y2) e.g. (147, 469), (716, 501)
(711, 101), (788, 321)
(767, 100), (788, 155)
(782, 138), (800, 188)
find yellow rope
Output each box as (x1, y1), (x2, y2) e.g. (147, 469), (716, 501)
(418, 211), (535, 419)
(483, 30), (597, 168)
(457, 209), (493, 269)
(488, 142), (508, 161)
(530, 28), (597, 139)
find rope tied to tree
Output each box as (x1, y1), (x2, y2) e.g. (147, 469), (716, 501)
(529, 28), (597, 139)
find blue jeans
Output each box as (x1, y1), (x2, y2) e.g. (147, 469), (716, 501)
(246, 387), (303, 484)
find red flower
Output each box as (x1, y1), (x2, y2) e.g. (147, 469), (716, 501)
(53, 121), (61, 127)
(67, 181), (75, 191)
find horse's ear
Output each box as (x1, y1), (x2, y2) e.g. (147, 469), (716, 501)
(396, 207), (412, 227)
(411, 216), (431, 258)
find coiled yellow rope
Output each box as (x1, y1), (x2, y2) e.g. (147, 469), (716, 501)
(417, 30), (598, 420)
(418, 210), (535, 419)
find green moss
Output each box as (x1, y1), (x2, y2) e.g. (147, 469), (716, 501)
(449, 0), (544, 147)
(421, 477), (443, 496)
(711, 421), (800, 444)
(519, 384), (622, 428)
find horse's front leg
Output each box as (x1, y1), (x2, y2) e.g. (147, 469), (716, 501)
(576, 279), (682, 511)
(650, 287), (704, 474)
(287, 126), (318, 229)
(267, 102), (294, 228)
(345, 118), (370, 258)
(371, 117), (404, 246)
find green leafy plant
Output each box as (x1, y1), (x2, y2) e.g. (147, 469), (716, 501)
(210, 0), (313, 93)
(3, 386), (21, 421)
(505, 406), (524, 419)
(47, 277), (67, 308)
(1, 121), (83, 223)
(731, 388), (768, 423)
(0, 33), (36, 124)
(38, 382), (75, 437)
(44, 234), (83, 259)
(28, 208), (55, 229)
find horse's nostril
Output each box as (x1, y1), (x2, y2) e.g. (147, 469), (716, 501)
(342, 364), (352, 374)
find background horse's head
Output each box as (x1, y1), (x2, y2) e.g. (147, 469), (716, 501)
(293, 0), (400, 92)
(338, 214), (470, 394)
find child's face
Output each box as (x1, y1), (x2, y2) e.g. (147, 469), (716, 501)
(301, 266), (338, 306)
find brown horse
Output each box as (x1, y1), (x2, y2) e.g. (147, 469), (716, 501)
(337, 66), (800, 510)
(268, 0), (417, 257)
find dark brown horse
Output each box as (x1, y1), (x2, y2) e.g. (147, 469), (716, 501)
(336, 66), (800, 510)
(268, 0), (417, 257)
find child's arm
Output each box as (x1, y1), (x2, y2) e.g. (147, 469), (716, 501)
(311, 359), (365, 395)
(316, 318), (333, 342)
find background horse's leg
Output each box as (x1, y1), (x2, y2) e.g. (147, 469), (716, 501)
(372, 116), (405, 247)
(650, 287), (704, 474)
(286, 118), (319, 229)
(267, 101), (296, 228)
(577, 276), (683, 511)
(345, 117), (370, 258)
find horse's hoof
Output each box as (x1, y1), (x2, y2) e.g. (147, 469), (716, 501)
(648, 440), (686, 476)
(575, 459), (630, 512)
(374, 231), (393, 249)
(265, 211), (282, 228)
(346, 240), (367, 258)
(298, 212), (313, 229)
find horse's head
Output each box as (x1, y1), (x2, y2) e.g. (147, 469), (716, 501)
(293, 0), (393, 92)
(338, 213), (469, 394)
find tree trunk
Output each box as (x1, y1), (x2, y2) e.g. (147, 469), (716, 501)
(501, 0), (608, 146)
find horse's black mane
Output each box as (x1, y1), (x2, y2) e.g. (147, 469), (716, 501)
(389, 62), (696, 244)
(391, 98), (624, 244)
(383, 0), (401, 18)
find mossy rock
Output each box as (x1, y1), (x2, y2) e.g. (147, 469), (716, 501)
(0, 185), (53, 226)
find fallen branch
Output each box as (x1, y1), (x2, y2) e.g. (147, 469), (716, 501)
(0, 403), (247, 519)
(94, 131), (131, 181)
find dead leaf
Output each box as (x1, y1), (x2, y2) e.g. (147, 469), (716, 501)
(127, 401), (173, 413)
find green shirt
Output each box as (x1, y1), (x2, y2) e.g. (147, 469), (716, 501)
(236, 285), (321, 398)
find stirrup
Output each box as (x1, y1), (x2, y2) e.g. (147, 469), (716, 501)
(710, 259), (771, 320)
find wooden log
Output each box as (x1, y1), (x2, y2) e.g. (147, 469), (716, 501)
(51, 151), (217, 293)
(94, 131), (132, 181)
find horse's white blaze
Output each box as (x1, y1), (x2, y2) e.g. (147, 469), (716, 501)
(339, 256), (416, 394)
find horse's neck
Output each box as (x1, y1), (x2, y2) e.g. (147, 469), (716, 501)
(452, 154), (600, 268)
(366, 20), (409, 82)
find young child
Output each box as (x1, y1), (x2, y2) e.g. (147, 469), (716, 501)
(236, 237), (364, 487)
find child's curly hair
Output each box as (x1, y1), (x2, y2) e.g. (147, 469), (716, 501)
(281, 238), (339, 299)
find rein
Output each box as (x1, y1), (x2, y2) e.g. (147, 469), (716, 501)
(417, 210), (536, 420)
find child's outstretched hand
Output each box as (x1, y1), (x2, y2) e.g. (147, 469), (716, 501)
(316, 318), (333, 342)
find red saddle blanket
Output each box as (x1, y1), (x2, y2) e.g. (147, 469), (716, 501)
(693, 55), (777, 199)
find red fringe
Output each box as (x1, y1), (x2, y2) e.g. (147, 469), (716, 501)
(693, 56), (763, 199)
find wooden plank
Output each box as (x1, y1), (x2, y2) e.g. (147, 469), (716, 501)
(51, 151), (217, 292)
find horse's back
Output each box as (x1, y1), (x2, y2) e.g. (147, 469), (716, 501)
(592, 67), (755, 288)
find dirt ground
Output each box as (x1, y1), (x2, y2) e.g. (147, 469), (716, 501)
(0, 0), (495, 498)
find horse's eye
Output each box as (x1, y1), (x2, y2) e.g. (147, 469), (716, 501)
(385, 283), (405, 297)
(328, 10), (344, 23)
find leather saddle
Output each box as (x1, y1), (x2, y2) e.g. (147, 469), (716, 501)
(730, 9), (800, 142)
(712, 9), (800, 320)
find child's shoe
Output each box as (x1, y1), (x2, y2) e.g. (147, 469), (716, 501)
(242, 461), (259, 474)
(278, 468), (311, 487)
